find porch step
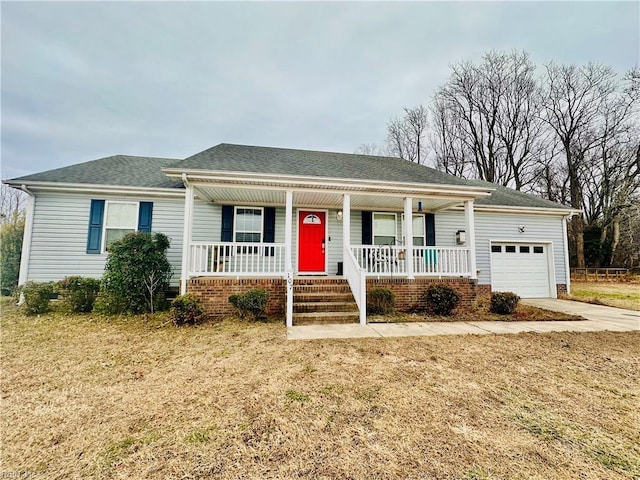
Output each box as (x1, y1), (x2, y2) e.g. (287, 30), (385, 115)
(292, 279), (359, 326)
(294, 301), (358, 313)
(292, 311), (360, 326)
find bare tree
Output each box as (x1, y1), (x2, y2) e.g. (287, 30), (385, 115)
(386, 105), (429, 164)
(0, 184), (26, 226)
(431, 51), (544, 189)
(542, 63), (638, 267)
(354, 143), (387, 156)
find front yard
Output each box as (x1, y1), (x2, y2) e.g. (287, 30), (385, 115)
(567, 281), (640, 311)
(1, 299), (639, 479)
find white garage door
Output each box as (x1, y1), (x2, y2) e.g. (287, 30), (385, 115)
(490, 243), (551, 298)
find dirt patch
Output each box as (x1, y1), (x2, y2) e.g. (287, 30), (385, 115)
(2, 298), (638, 479)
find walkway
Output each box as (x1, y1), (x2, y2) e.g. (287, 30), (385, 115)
(287, 298), (639, 340)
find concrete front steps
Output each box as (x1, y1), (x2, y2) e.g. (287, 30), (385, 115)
(292, 278), (359, 325)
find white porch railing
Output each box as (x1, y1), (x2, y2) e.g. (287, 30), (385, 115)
(344, 247), (367, 324)
(189, 242), (285, 276)
(350, 245), (471, 277)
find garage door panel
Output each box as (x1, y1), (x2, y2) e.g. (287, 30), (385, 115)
(491, 243), (551, 298)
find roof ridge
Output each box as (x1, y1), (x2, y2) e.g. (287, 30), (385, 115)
(217, 142), (403, 161)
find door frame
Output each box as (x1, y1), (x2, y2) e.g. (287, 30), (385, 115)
(296, 208), (329, 275)
(488, 239), (556, 298)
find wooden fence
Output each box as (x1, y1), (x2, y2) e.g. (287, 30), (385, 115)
(571, 268), (630, 281)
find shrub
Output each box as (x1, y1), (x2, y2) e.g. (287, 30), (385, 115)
(229, 288), (269, 321)
(97, 232), (173, 315)
(490, 291), (520, 314)
(367, 288), (395, 315)
(171, 294), (206, 326)
(57, 276), (101, 313)
(0, 216), (24, 296)
(19, 281), (56, 315)
(422, 284), (460, 316)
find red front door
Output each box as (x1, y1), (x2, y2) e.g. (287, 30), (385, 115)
(298, 211), (326, 273)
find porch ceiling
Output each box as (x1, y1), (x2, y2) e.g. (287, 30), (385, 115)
(195, 185), (465, 211)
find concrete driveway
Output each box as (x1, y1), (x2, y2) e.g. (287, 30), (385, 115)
(287, 298), (639, 340)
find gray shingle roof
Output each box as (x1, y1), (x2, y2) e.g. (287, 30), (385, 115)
(174, 143), (475, 187)
(174, 143), (571, 210)
(7, 155), (184, 189)
(6, 144), (571, 210)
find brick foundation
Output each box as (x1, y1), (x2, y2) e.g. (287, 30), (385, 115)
(367, 277), (478, 313)
(186, 277), (285, 317)
(477, 283), (565, 297)
(188, 276), (481, 317)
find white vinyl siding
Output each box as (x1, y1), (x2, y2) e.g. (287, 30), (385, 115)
(434, 210), (566, 288)
(26, 192), (184, 286)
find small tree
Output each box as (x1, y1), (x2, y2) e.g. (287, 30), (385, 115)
(98, 232), (173, 314)
(0, 217), (24, 296)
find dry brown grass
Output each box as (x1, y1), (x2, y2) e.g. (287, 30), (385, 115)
(566, 281), (640, 311)
(1, 298), (639, 480)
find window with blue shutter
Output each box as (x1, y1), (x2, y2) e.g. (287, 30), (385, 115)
(86, 199), (105, 254)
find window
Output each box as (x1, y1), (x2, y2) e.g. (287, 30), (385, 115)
(534, 246), (544, 254)
(505, 245), (516, 253)
(373, 213), (397, 245)
(103, 202), (138, 251)
(234, 207), (263, 253)
(401, 214), (426, 246)
(520, 246), (530, 253)
(491, 245), (502, 253)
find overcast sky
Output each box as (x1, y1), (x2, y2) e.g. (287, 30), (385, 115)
(2, 1), (638, 180)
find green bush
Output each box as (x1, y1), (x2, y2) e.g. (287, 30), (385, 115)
(19, 281), (56, 315)
(171, 294), (206, 326)
(97, 232), (173, 315)
(0, 216), (24, 296)
(57, 276), (101, 313)
(422, 284), (460, 316)
(367, 288), (396, 315)
(490, 291), (520, 314)
(229, 288), (269, 321)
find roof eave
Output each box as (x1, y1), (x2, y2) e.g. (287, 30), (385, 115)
(2, 179), (185, 197)
(162, 168), (496, 198)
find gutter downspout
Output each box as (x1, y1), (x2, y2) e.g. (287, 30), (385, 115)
(18, 185), (35, 287)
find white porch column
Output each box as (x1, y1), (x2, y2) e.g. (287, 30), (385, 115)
(180, 184), (195, 295)
(18, 187), (35, 286)
(464, 199), (477, 279)
(404, 197), (414, 279)
(285, 190), (294, 327)
(342, 194), (351, 256)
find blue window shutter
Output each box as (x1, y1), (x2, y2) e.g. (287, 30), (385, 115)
(263, 207), (276, 256)
(263, 207), (275, 243)
(221, 205), (234, 242)
(361, 211), (372, 245)
(86, 199), (105, 254)
(137, 202), (153, 232)
(426, 213), (436, 246)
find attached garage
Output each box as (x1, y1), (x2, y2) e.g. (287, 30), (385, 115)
(490, 242), (554, 298)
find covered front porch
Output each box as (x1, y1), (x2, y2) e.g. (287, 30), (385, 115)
(175, 171), (493, 326)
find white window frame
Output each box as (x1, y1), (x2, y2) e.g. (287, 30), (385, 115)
(233, 206), (263, 254)
(373, 212), (397, 245)
(102, 201), (139, 253)
(401, 214), (426, 246)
